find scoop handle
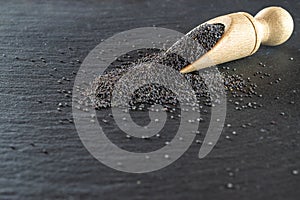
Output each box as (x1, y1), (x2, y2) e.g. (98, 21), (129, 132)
(254, 6), (294, 46)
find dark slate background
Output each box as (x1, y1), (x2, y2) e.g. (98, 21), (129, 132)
(0, 0), (299, 199)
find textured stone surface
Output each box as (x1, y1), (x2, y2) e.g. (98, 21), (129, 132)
(0, 0), (299, 199)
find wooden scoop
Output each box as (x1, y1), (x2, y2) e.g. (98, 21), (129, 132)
(180, 6), (294, 74)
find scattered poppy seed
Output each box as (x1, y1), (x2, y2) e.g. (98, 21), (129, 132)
(125, 134), (132, 139)
(10, 146), (16, 150)
(196, 139), (202, 144)
(260, 128), (267, 133)
(42, 149), (48, 154)
(226, 183), (234, 189)
(291, 169), (298, 175)
(142, 136), (150, 140)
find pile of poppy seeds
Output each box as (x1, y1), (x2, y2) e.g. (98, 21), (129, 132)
(87, 23), (263, 114)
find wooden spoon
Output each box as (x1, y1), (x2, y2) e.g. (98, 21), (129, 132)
(180, 6), (294, 74)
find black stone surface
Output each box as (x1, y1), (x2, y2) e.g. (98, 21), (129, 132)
(0, 0), (299, 199)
